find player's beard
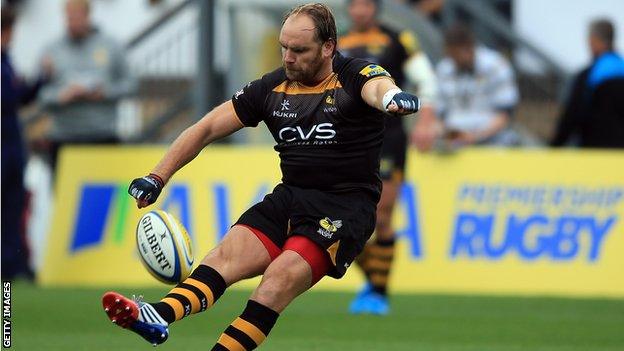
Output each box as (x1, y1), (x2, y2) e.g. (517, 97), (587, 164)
(284, 50), (325, 86)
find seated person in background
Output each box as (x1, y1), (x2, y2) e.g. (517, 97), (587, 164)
(551, 18), (624, 148)
(436, 23), (519, 147)
(38, 0), (135, 172)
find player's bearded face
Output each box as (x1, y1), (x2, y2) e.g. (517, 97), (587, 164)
(280, 14), (332, 85)
(282, 44), (325, 84)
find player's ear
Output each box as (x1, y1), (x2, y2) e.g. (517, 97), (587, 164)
(322, 39), (335, 58)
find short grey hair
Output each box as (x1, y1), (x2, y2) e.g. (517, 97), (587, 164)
(282, 3), (337, 54)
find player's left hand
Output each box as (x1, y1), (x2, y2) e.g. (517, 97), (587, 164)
(128, 173), (165, 208)
(384, 89), (420, 116)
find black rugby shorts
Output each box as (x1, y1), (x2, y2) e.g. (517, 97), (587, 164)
(234, 184), (377, 278)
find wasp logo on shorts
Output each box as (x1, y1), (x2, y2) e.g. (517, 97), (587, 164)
(318, 217), (342, 238)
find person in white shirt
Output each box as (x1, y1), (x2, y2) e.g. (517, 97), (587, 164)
(436, 24), (519, 146)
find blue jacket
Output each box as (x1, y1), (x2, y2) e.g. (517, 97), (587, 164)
(1, 51), (44, 148)
(551, 51), (624, 148)
(587, 51), (624, 89)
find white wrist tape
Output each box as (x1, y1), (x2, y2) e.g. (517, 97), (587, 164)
(382, 88), (403, 111)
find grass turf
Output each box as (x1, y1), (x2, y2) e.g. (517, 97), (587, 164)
(9, 282), (624, 351)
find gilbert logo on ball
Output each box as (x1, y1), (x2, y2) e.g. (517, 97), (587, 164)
(136, 210), (194, 284)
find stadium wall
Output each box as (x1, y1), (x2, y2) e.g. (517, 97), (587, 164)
(40, 146), (624, 297)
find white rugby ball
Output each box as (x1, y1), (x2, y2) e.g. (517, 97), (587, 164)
(136, 210), (194, 284)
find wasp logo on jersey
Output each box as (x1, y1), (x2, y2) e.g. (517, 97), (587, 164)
(324, 95), (338, 113)
(359, 64), (390, 78)
(318, 217), (342, 238)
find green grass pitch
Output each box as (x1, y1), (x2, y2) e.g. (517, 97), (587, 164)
(10, 282), (624, 350)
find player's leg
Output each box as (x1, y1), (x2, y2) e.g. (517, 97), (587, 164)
(350, 178), (400, 315)
(145, 185), (289, 323)
(366, 178), (401, 294)
(102, 225), (274, 345)
(351, 127), (406, 315)
(149, 224), (275, 322)
(211, 236), (331, 351)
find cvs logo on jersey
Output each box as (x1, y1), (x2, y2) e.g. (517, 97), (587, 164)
(278, 123), (336, 142)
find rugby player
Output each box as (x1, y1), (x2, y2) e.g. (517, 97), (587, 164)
(338, 0), (438, 315)
(101, 3), (419, 349)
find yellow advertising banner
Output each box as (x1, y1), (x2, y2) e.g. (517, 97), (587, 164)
(41, 146), (624, 297)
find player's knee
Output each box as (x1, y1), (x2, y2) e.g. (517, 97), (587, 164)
(201, 244), (238, 275)
(203, 244), (227, 263)
(254, 263), (304, 307)
(263, 266), (299, 294)
(254, 279), (290, 310)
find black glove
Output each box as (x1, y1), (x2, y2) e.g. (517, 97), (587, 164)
(128, 173), (165, 206)
(383, 89), (420, 116)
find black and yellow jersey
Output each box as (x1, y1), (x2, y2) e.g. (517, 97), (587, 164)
(339, 25), (419, 130)
(231, 52), (391, 200)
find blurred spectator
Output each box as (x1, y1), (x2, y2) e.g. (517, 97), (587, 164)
(1, 4), (48, 280)
(436, 23), (519, 147)
(551, 19), (624, 148)
(340, 0), (440, 151)
(39, 0), (135, 172)
(402, 0), (445, 24)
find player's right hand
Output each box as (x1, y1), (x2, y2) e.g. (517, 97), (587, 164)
(383, 89), (420, 116)
(128, 174), (165, 208)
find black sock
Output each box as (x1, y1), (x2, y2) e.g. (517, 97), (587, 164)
(212, 300), (280, 351)
(151, 264), (226, 324)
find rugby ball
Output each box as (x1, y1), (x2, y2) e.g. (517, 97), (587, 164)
(136, 210), (194, 284)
